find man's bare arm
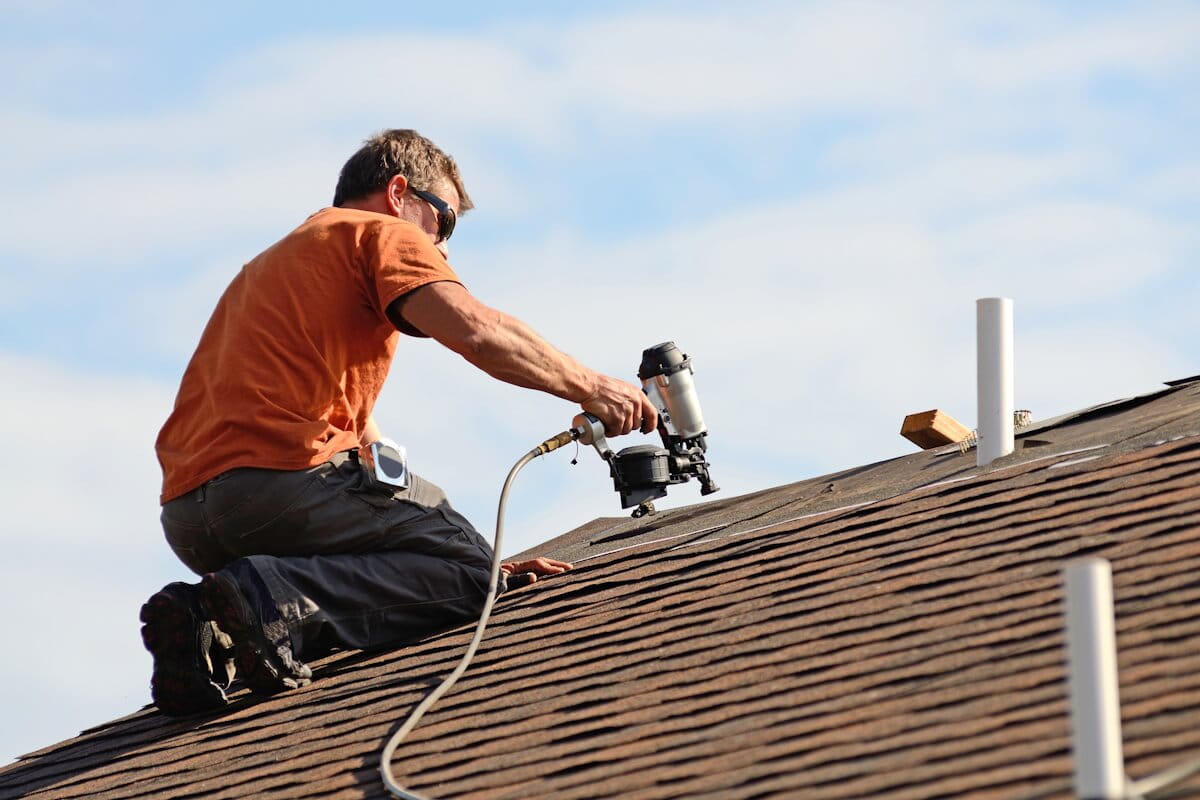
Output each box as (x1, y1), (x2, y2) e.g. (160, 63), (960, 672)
(391, 281), (656, 436)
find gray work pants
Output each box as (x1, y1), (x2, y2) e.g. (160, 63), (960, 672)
(159, 451), (496, 661)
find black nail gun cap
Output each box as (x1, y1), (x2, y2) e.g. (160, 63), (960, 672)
(639, 341), (690, 379)
(505, 572), (536, 591)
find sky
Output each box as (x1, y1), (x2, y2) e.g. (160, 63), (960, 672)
(2, 0), (1199, 767)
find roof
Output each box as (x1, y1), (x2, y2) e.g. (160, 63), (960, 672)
(5, 380), (1200, 799)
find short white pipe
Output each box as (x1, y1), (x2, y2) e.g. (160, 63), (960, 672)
(976, 297), (1014, 466)
(1064, 558), (1126, 800)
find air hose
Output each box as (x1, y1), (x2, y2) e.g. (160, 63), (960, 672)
(380, 428), (580, 800)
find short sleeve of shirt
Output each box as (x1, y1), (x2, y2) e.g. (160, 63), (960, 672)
(363, 218), (463, 326)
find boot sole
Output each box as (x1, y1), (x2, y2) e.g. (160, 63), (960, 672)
(140, 584), (227, 716)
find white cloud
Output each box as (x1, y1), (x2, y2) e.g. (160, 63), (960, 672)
(1141, 161), (1200, 207)
(5, 0), (1198, 274)
(558, 6), (935, 117)
(0, 353), (192, 762)
(0, 353), (177, 553)
(1017, 323), (1182, 417)
(458, 146), (1192, 470)
(556, 2), (1200, 118)
(945, 201), (1181, 302)
(1, 558), (163, 758)
(2, 147), (337, 264)
(0, 43), (120, 104)
(132, 254), (244, 360)
(950, 3), (1200, 90)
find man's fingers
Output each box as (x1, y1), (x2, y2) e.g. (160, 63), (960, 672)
(503, 557), (575, 576)
(598, 409), (625, 436)
(500, 557), (572, 592)
(581, 374), (659, 438)
(640, 395), (658, 433)
(529, 557), (572, 574)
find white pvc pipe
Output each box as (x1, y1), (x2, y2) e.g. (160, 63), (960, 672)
(976, 297), (1014, 467)
(1064, 558), (1126, 800)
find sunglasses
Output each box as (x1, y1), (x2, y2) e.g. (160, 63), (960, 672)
(407, 187), (457, 244)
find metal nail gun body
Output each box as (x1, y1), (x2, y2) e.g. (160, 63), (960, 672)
(574, 342), (719, 517)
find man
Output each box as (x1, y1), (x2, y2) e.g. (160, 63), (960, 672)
(143, 129), (657, 716)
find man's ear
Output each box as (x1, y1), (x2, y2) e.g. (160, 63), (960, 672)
(384, 174), (409, 215)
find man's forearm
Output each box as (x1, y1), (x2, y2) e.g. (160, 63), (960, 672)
(396, 282), (656, 436)
(456, 307), (597, 403)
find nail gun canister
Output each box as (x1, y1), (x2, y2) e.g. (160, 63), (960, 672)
(638, 342), (707, 440)
(614, 444), (671, 491)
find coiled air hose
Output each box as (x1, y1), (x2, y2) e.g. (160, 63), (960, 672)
(380, 428), (579, 800)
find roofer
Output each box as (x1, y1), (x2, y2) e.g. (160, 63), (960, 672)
(142, 128), (658, 715)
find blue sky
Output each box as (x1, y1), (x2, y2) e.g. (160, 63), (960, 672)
(2, 0), (1199, 768)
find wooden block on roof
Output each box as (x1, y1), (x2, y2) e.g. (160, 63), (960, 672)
(901, 409), (972, 449)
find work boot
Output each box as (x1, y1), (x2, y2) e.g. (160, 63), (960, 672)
(140, 582), (229, 716)
(200, 569), (311, 695)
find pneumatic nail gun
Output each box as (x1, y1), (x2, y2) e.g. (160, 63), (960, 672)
(573, 342), (719, 517)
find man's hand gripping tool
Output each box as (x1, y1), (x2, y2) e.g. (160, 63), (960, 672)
(569, 342), (719, 517)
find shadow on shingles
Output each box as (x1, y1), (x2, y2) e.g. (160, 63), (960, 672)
(0, 696), (261, 799)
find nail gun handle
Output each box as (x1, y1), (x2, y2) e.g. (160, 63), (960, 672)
(571, 412), (606, 446)
(571, 412), (615, 462)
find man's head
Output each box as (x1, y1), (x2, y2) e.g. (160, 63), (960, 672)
(333, 129), (473, 255)
(333, 129), (472, 210)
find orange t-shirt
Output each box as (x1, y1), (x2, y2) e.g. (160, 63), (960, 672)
(156, 207), (460, 503)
